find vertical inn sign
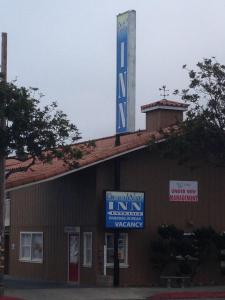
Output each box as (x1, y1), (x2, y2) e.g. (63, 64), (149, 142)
(116, 11), (136, 134)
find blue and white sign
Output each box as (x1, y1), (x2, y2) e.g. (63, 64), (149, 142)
(116, 11), (136, 134)
(105, 191), (144, 229)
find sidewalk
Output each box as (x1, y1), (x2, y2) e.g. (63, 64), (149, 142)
(4, 286), (225, 300)
(3, 277), (225, 300)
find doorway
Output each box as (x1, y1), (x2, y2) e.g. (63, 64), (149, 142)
(68, 232), (80, 283)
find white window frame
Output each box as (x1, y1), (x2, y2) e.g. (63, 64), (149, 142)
(83, 232), (92, 267)
(105, 233), (128, 268)
(19, 232), (43, 263)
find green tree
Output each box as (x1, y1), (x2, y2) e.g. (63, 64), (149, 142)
(0, 79), (84, 289)
(0, 81), (82, 177)
(155, 58), (225, 168)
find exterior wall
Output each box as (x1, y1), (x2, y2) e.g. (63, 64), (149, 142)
(146, 109), (183, 131)
(95, 160), (115, 281)
(9, 167), (98, 285)
(95, 149), (225, 286)
(8, 147), (225, 286)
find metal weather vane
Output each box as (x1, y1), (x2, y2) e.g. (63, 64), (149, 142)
(159, 85), (169, 99)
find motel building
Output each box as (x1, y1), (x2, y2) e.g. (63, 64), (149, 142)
(4, 99), (225, 286)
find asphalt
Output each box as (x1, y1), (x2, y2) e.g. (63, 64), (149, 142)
(2, 277), (225, 300)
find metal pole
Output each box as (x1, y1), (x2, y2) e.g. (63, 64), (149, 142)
(1, 33), (7, 81)
(115, 134), (121, 147)
(0, 32), (7, 293)
(113, 158), (120, 286)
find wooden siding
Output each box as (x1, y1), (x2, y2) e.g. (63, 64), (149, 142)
(9, 167), (98, 284)
(8, 146), (225, 286)
(146, 109), (183, 132)
(95, 149), (225, 286)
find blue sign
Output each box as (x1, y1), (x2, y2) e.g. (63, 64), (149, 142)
(116, 13), (128, 134)
(105, 191), (145, 229)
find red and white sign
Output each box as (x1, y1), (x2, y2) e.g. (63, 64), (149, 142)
(169, 180), (198, 202)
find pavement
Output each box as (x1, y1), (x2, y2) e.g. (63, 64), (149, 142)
(2, 277), (225, 300)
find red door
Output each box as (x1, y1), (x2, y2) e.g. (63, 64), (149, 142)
(68, 233), (79, 282)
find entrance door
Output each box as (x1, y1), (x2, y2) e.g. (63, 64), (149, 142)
(68, 233), (80, 282)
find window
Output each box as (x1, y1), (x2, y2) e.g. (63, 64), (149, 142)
(105, 233), (128, 267)
(20, 232), (43, 263)
(83, 232), (92, 267)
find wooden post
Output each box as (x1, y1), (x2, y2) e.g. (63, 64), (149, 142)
(0, 32), (7, 292)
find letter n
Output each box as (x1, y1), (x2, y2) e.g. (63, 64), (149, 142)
(118, 72), (127, 98)
(118, 102), (127, 129)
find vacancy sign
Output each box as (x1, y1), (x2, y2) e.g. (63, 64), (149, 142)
(169, 180), (198, 202)
(105, 191), (144, 229)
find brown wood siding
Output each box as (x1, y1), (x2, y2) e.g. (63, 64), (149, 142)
(8, 146), (225, 286)
(120, 150), (225, 285)
(95, 149), (225, 286)
(9, 167), (97, 284)
(146, 109), (183, 132)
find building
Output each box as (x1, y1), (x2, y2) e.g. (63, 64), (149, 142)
(5, 100), (225, 286)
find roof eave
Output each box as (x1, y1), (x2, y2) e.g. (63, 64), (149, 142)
(6, 143), (153, 192)
(141, 105), (188, 113)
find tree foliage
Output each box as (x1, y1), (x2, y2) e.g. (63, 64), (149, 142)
(156, 58), (225, 168)
(0, 81), (82, 177)
(151, 224), (225, 277)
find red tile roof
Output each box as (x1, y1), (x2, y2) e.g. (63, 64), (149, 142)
(6, 130), (166, 190)
(141, 99), (188, 112)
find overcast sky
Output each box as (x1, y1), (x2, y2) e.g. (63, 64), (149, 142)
(1, 0), (225, 140)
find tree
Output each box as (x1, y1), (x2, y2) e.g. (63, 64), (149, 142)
(0, 79), (84, 290)
(0, 81), (83, 177)
(154, 58), (225, 168)
(151, 224), (225, 285)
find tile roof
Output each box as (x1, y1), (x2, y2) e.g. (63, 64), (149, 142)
(141, 99), (188, 112)
(6, 129), (166, 190)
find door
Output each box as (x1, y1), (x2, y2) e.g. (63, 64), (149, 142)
(68, 233), (80, 282)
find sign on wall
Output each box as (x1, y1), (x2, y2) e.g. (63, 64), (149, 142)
(169, 180), (198, 202)
(105, 191), (144, 229)
(116, 10), (136, 134)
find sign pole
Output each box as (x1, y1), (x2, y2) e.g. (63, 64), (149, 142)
(113, 9), (135, 287)
(113, 229), (120, 286)
(113, 158), (120, 286)
(0, 32), (7, 294)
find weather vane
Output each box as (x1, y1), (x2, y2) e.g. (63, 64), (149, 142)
(159, 85), (169, 99)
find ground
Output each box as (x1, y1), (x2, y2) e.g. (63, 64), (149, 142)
(3, 277), (225, 300)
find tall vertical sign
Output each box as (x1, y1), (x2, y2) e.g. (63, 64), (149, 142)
(0, 33), (7, 293)
(116, 11), (136, 134)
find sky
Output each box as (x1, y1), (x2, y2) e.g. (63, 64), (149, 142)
(1, 0), (225, 141)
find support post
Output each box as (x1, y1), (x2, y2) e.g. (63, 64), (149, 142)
(113, 158), (120, 287)
(115, 133), (121, 146)
(113, 230), (119, 286)
(0, 32), (7, 293)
